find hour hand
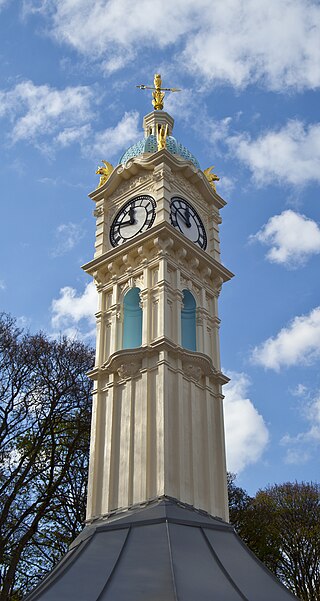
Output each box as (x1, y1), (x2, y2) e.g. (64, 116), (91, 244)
(184, 206), (191, 227)
(122, 207), (136, 226)
(129, 206), (136, 224)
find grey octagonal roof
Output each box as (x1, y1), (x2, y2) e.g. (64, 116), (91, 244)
(25, 496), (300, 601)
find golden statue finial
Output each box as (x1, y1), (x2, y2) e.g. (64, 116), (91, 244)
(95, 160), (113, 188)
(136, 73), (181, 111)
(204, 166), (220, 192)
(157, 123), (168, 151)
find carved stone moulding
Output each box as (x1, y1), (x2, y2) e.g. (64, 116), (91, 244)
(182, 363), (203, 382)
(108, 173), (157, 206)
(117, 362), (140, 379)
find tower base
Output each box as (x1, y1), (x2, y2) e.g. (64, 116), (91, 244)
(25, 496), (298, 601)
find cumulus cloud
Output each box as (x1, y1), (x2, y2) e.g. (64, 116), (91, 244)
(183, 0), (320, 91)
(223, 372), (269, 472)
(0, 80), (141, 160)
(229, 120), (320, 186)
(281, 393), (320, 464)
(0, 80), (94, 144)
(250, 210), (320, 268)
(51, 222), (85, 257)
(55, 124), (91, 148)
(51, 282), (97, 339)
(24, 0), (320, 92)
(88, 111), (140, 158)
(252, 306), (320, 371)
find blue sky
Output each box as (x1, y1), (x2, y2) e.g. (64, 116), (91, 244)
(1, 0), (320, 495)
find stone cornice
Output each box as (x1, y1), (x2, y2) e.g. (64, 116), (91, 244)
(88, 150), (226, 210)
(82, 221), (234, 283)
(88, 337), (229, 386)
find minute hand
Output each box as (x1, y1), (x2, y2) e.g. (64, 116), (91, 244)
(177, 207), (191, 228)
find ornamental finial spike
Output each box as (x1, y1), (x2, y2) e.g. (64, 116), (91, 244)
(136, 73), (181, 111)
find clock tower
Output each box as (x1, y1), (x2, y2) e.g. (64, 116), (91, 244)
(26, 76), (299, 601)
(83, 95), (233, 523)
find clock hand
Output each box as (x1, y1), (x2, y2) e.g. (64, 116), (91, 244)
(184, 206), (191, 228)
(121, 207), (136, 226)
(129, 206), (136, 225)
(177, 208), (191, 228)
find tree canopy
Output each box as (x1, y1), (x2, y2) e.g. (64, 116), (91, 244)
(0, 313), (94, 600)
(228, 477), (320, 601)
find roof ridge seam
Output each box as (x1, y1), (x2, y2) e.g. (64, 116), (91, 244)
(166, 520), (179, 601)
(200, 527), (250, 601)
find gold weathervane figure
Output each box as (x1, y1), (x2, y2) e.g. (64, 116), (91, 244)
(136, 73), (181, 111)
(204, 166), (220, 192)
(96, 160), (114, 188)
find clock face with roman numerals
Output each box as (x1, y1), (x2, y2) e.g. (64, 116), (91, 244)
(170, 197), (207, 250)
(110, 195), (156, 247)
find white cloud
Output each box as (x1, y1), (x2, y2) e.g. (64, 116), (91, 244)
(0, 279), (6, 290)
(281, 393), (320, 464)
(55, 124), (91, 148)
(215, 175), (235, 196)
(51, 282), (97, 338)
(0, 81), (141, 160)
(291, 383), (308, 397)
(283, 449), (311, 465)
(51, 222), (85, 257)
(182, 0), (320, 91)
(24, 0), (320, 92)
(250, 210), (320, 267)
(88, 111), (140, 158)
(229, 121), (320, 186)
(223, 372), (269, 473)
(45, 0), (197, 58)
(0, 80), (94, 144)
(252, 306), (320, 371)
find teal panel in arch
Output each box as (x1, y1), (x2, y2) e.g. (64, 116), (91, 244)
(123, 288), (142, 349)
(181, 290), (196, 351)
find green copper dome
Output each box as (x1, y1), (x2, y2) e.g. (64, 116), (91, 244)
(119, 134), (200, 169)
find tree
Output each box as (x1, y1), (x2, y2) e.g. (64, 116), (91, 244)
(0, 313), (94, 600)
(234, 481), (320, 601)
(227, 472), (252, 531)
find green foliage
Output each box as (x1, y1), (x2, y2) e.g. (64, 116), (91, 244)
(229, 478), (320, 601)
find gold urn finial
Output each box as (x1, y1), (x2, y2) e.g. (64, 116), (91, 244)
(136, 73), (181, 111)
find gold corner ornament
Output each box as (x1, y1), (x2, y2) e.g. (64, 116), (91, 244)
(204, 166), (220, 192)
(96, 160), (114, 188)
(136, 73), (181, 111)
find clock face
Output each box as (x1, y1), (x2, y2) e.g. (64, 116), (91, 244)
(170, 197), (207, 250)
(110, 195), (156, 247)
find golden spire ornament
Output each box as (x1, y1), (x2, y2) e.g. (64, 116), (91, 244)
(136, 73), (181, 110)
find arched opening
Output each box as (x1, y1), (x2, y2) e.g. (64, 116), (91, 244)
(181, 289), (196, 351)
(123, 288), (142, 349)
